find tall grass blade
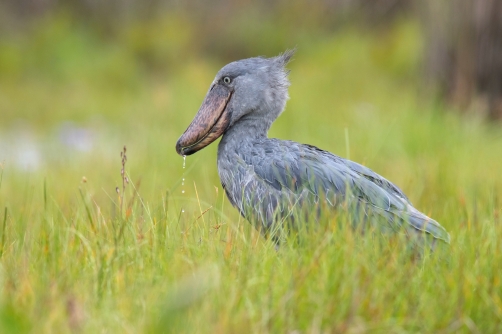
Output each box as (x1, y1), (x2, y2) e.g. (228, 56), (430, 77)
(0, 207), (7, 258)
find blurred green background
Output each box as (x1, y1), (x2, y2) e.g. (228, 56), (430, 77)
(1, 1), (502, 332)
(1, 0), (500, 201)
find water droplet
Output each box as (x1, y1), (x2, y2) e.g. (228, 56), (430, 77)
(181, 156), (187, 215)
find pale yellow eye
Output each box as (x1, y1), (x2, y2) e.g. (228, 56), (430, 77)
(223, 76), (231, 84)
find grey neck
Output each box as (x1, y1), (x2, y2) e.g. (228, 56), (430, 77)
(218, 115), (272, 156)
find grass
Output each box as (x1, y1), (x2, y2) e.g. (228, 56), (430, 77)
(1, 17), (502, 333)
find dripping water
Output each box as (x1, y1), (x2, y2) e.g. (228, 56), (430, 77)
(181, 155), (186, 213)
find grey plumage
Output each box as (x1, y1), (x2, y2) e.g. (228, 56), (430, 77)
(177, 50), (450, 245)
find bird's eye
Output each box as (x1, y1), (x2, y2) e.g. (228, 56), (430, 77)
(223, 76), (231, 84)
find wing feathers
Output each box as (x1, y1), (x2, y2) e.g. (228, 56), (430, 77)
(231, 139), (449, 242)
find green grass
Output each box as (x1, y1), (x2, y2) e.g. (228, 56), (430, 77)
(1, 18), (502, 333)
